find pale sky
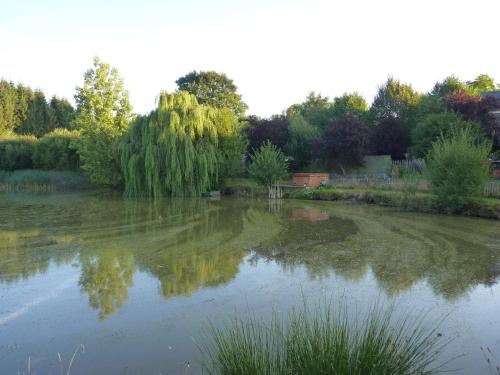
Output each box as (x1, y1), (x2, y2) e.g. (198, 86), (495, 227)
(1, 0), (499, 117)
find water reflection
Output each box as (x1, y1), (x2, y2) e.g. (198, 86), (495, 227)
(0, 194), (499, 320)
(79, 250), (134, 320)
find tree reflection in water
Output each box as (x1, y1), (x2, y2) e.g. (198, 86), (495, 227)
(0, 195), (499, 320)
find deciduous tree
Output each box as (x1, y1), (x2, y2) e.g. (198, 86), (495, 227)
(176, 71), (247, 118)
(73, 56), (132, 186)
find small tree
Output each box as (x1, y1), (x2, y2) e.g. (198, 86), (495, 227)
(73, 56), (132, 186)
(248, 141), (288, 195)
(427, 127), (491, 210)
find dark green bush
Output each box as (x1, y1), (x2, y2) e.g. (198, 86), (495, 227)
(32, 128), (80, 170)
(0, 133), (37, 170)
(427, 127), (491, 211)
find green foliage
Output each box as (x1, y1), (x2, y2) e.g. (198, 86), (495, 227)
(218, 123), (248, 180)
(467, 74), (497, 94)
(248, 141), (288, 189)
(73, 56), (132, 186)
(1, 80), (74, 137)
(0, 80), (19, 134)
(331, 92), (368, 121)
(412, 112), (480, 157)
(32, 128), (80, 170)
(371, 77), (421, 129)
(0, 133), (37, 170)
(17, 90), (55, 137)
(414, 94), (446, 123)
(427, 127), (492, 210)
(49, 96), (75, 129)
(201, 303), (443, 375)
(286, 114), (319, 170)
(176, 70), (248, 118)
(287, 92), (333, 130)
(431, 75), (467, 97)
(121, 91), (239, 197)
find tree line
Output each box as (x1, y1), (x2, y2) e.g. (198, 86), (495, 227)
(0, 81), (74, 136)
(246, 74), (500, 173)
(1, 56), (499, 196)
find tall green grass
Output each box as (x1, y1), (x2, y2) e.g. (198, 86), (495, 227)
(0, 170), (90, 192)
(201, 304), (445, 375)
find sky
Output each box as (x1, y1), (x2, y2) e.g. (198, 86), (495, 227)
(1, 0), (499, 117)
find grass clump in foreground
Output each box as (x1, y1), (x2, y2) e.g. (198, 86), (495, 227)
(201, 303), (445, 375)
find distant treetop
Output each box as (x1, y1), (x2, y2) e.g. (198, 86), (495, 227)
(175, 70), (248, 118)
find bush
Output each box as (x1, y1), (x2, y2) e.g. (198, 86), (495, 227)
(32, 128), (80, 170)
(0, 133), (37, 170)
(201, 303), (444, 375)
(76, 125), (124, 187)
(427, 127), (491, 210)
(248, 141), (288, 190)
(411, 112), (480, 157)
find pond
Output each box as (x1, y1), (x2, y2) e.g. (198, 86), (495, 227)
(0, 193), (499, 374)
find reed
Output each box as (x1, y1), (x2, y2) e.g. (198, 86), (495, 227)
(201, 303), (445, 375)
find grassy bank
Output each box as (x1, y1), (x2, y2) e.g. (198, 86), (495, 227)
(201, 304), (444, 375)
(221, 178), (266, 197)
(0, 170), (91, 192)
(286, 187), (500, 220)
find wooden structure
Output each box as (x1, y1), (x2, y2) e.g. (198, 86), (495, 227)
(292, 173), (330, 187)
(492, 161), (500, 179)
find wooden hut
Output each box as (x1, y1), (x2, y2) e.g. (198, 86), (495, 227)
(292, 173), (330, 187)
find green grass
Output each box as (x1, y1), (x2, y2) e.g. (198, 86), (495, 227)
(201, 303), (445, 375)
(0, 169), (90, 192)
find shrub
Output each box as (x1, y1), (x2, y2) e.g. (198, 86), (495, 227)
(201, 303), (444, 375)
(411, 112), (480, 157)
(0, 133), (37, 170)
(248, 141), (288, 191)
(427, 127), (491, 210)
(32, 128), (80, 170)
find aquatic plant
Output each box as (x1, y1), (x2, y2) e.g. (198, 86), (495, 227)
(201, 303), (445, 375)
(120, 91), (238, 197)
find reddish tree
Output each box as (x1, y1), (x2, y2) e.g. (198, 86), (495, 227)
(446, 90), (500, 148)
(315, 115), (371, 166)
(245, 115), (289, 153)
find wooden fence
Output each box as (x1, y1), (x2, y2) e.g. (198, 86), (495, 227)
(485, 181), (500, 198)
(392, 159), (426, 174)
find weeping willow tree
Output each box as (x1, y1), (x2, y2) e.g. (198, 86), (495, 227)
(120, 91), (239, 197)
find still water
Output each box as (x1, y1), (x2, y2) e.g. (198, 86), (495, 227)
(0, 193), (499, 374)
